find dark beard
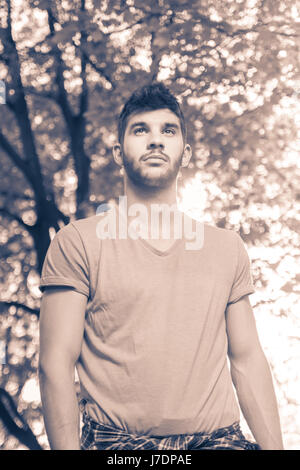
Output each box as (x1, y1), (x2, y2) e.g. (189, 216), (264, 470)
(122, 153), (182, 189)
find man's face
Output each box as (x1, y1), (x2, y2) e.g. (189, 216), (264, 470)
(120, 109), (187, 189)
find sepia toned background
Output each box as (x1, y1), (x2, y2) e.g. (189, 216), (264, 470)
(0, 0), (299, 450)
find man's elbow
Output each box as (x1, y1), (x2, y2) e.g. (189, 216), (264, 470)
(229, 346), (270, 383)
(38, 354), (76, 383)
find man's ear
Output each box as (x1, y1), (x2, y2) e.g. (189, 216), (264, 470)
(181, 144), (192, 168)
(112, 143), (123, 167)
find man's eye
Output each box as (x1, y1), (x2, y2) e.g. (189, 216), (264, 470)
(134, 127), (147, 135)
(163, 128), (176, 135)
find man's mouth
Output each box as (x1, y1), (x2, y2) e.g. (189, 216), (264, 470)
(142, 153), (168, 162)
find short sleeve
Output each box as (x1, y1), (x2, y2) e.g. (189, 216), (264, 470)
(227, 233), (255, 305)
(39, 223), (90, 297)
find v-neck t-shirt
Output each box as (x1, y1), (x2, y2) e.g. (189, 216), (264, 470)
(40, 208), (255, 436)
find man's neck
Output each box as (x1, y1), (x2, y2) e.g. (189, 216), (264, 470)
(125, 179), (177, 208)
(122, 178), (181, 240)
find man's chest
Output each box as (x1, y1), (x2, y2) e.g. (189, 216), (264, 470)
(94, 239), (233, 311)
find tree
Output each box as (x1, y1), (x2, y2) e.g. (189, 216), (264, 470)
(0, 0), (299, 449)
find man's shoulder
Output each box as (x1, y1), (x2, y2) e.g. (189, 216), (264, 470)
(70, 213), (103, 232)
(198, 222), (241, 263)
(203, 221), (237, 241)
(180, 213), (239, 254)
(56, 214), (104, 246)
(184, 212), (237, 242)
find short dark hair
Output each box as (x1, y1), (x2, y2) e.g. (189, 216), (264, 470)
(117, 83), (187, 144)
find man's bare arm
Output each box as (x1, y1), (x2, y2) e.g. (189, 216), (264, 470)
(226, 295), (284, 450)
(39, 287), (87, 450)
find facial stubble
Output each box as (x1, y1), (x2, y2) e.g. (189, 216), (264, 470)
(121, 150), (183, 190)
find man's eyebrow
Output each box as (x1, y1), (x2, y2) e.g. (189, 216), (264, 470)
(129, 121), (148, 130)
(130, 121), (180, 128)
(163, 122), (179, 128)
(129, 121), (180, 131)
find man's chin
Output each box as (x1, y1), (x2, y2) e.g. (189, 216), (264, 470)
(131, 174), (177, 189)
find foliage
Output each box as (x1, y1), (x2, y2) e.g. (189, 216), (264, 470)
(0, 0), (299, 449)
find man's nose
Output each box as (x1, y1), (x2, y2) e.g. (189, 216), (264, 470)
(147, 132), (164, 149)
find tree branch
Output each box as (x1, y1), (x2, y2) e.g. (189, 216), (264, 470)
(0, 191), (33, 201)
(78, 1), (88, 117)
(150, 31), (161, 82)
(81, 51), (116, 90)
(46, 8), (74, 127)
(0, 130), (34, 186)
(3, 0), (49, 209)
(194, 12), (299, 38)
(0, 207), (32, 231)
(107, 15), (149, 35)
(0, 387), (42, 450)
(0, 302), (39, 317)
(23, 86), (57, 102)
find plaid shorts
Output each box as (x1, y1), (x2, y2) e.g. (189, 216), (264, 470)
(80, 413), (260, 450)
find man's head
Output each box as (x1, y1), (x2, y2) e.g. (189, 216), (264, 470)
(113, 83), (192, 190)
(117, 83), (187, 146)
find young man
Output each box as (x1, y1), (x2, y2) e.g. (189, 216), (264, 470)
(39, 83), (284, 450)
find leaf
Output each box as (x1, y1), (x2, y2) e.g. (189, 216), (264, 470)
(123, 10), (136, 24)
(147, 16), (161, 33)
(49, 22), (79, 45)
(37, 0), (51, 10)
(152, 29), (170, 48)
(90, 29), (105, 42)
(134, 0), (153, 10)
(231, 41), (247, 54)
(133, 28), (147, 40)
(231, 93), (247, 103)
(170, 0), (198, 6)
(281, 282), (294, 293)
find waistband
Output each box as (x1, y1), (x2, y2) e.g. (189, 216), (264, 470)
(82, 411), (241, 438)
(81, 412), (258, 450)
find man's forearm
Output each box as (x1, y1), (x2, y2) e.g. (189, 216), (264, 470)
(39, 367), (81, 450)
(230, 350), (284, 450)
